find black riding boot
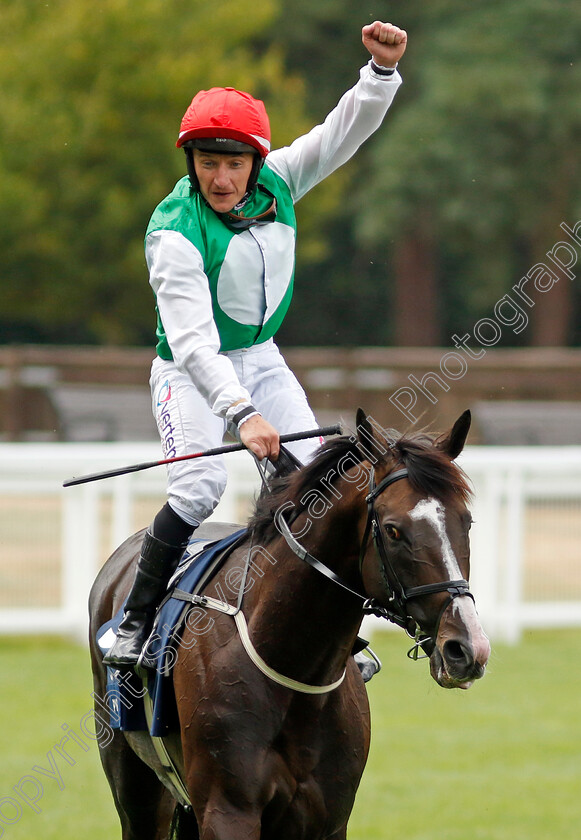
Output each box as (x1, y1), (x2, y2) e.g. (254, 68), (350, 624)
(103, 531), (189, 669)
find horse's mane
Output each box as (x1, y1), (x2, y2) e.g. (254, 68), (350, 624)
(248, 429), (472, 543)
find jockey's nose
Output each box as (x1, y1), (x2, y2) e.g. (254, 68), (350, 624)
(214, 161), (231, 185)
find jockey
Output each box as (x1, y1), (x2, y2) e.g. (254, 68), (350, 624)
(104, 21), (408, 671)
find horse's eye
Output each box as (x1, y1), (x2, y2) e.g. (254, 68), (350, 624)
(385, 524), (401, 540)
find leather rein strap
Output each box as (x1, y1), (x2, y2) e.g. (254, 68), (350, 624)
(275, 504), (372, 607)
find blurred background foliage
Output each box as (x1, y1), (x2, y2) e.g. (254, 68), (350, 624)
(1, 0), (581, 347)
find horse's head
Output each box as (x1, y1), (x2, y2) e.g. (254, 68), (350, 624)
(356, 409), (490, 690)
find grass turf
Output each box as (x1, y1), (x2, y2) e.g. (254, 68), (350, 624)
(0, 630), (579, 839)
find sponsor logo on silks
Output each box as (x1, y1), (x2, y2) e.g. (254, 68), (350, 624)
(157, 380), (172, 406)
(156, 380), (177, 459)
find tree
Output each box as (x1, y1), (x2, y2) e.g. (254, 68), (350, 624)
(0, 0), (310, 344)
(355, 0), (581, 346)
(255, 0), (409, 347)
(4, 1), (581, 349)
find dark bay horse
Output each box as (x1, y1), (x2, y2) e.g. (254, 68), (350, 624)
(89, 409), (490, 840)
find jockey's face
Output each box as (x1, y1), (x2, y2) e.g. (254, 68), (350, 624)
(193, 149), (254, 213)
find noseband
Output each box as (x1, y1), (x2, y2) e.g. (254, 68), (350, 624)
(275, 465), (473, 660)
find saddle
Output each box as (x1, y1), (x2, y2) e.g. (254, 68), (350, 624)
(96, 524), (247, 735)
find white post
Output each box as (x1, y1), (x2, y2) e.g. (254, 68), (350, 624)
(62, 482), (101, 642)
(111, 473), (134, 552)
(469, 466), (502, 640)
(502, 468), (525, 645)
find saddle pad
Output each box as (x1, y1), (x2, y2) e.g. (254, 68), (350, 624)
(96, 528), (246, 735)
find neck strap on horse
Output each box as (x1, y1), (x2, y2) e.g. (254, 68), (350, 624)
(234, 609), (346, 694)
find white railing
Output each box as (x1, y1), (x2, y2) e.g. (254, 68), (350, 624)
(458, 447), (581, 643)
(0, 444), (580, 643)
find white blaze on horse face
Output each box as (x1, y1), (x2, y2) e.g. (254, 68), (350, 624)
(409, 497), (490, 673)
(408, 497), (462, 579)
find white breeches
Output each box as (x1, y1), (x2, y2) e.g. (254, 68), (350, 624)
(149, 340), (321, 527)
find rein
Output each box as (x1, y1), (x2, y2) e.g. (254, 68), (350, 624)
(275, 504), (374, 608)
(276, 465), (474, 660)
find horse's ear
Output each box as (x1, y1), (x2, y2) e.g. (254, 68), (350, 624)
(355, 408), (388, 463)
(437, 410), (471, 460)
(355, 407), (368, 433)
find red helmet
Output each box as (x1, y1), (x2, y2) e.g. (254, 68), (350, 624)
(176, 87), (271, 158)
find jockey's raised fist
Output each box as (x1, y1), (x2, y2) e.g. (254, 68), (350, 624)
(362, 21), (408, 68)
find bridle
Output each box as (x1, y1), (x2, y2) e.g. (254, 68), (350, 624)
(360, 466), (474, 657)
(274, 464), (474, 660)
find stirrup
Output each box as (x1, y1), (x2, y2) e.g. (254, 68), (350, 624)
(354, 647), (382, 683)
(102, 610), (153, 669)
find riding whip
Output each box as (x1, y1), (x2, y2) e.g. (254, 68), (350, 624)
(62, 424), (342, 487)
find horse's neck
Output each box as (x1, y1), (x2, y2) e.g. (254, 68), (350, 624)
(243, 506), (364, 684)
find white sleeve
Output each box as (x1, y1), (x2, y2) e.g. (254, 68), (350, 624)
(266, 61), (402, 202)
(146, 229), (252, 417)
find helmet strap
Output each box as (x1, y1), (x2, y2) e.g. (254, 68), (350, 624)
(246, 154), (265, 195)
(184, 148), (199, 192)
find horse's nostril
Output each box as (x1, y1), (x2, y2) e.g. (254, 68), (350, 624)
(443, 640), (473, 667)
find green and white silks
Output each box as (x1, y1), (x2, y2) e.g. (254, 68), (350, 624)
(147, 164), (297, 356)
